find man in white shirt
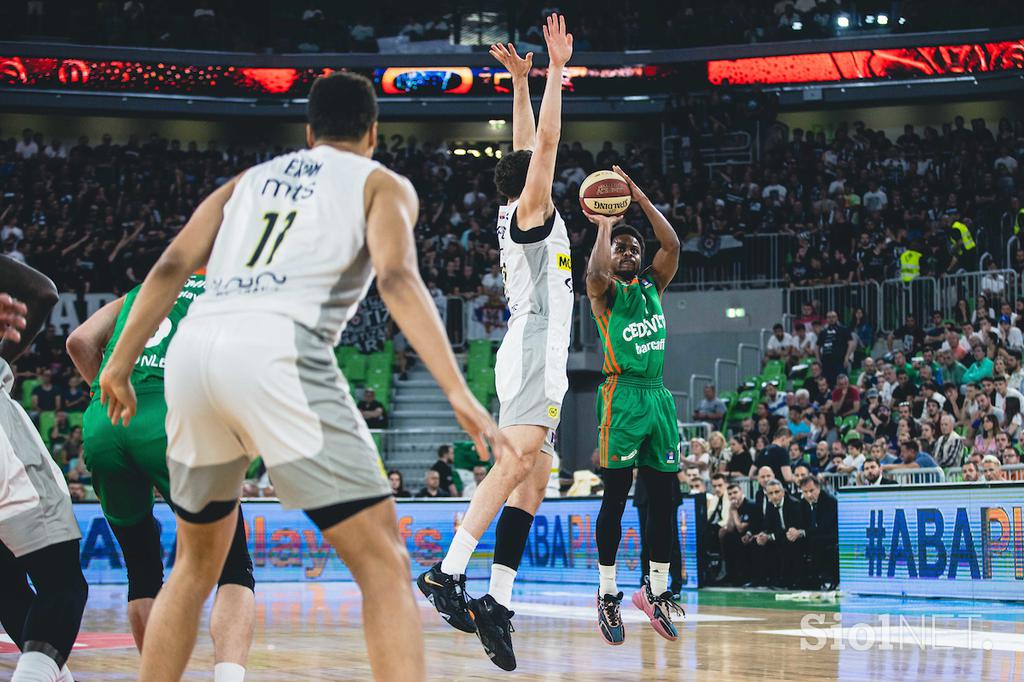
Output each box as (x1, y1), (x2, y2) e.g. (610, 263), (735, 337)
(981, 264), (1006, 302)
(793, 325), (816, 359)
(994, 374), (1024, 413)
(765, 323), (794, 361)
(763, 383), (789, 419)
(15, 129), (38, 159)
(878, 364), (898, 407)
(762, 179), (787, 201)
(1006, 351), (1024, 393)
(997, 315), (1023, 351)
(994, 152), (1018, 174)
(861, 181), (887, 212)
(43, 139), (67, 159)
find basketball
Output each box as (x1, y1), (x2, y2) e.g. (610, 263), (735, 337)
(579, 170), (632, 216)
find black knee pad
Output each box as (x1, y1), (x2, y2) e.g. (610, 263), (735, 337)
(20, 540), (88, 668)
(110, 515), (165, 601)
(175, 499), (238, 524)
(217, 506), (255, 592)
(304, 494), (390, 531)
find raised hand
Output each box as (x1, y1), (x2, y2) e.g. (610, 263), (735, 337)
(542, 13), (573, 68)
(489, 42), (533, 80)
(584, 212), (624, 230)
(612, 164), (647, 202)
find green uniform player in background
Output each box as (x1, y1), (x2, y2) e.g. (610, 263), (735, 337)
(584, 166), (684, 646)
(67, 272), (257, 682)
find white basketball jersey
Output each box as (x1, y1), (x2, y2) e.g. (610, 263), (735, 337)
(189, 146), (381, 344)
(496, 200), (574, 329)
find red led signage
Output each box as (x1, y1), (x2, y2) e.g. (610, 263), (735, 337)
(707, 40), (1024, 85)
(0, 56), (673, 99)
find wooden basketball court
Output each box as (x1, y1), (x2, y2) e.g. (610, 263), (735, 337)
(3, 582), (1022, 680)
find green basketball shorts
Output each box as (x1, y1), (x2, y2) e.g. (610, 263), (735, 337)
(596, 375), (680, 473)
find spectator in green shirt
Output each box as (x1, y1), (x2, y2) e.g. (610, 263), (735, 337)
(938, 348), (967, 387)
(963, 344), (995, 385)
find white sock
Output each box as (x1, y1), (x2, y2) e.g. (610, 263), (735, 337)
(441, 527), (479, 577)
(650, 561), (670, 596)
(12, 651), (60, 682)
(488, 564), (517, 609)
(214, 662), (246, 682)
(57, 666), (74, 682)
(599, 564), (618, 597)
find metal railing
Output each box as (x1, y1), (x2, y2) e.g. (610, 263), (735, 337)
(678, 421), (713, 444)
(738, 343), (762, 384)
(879, 277), (938, 334)
(670, 390), (691, 422)
(698, 131), (752, 168)
(714, 358), (739, 393)
(783, 282), (882, 329)
(935, 268), (1019, 315)
(689, 374), (714, 411)
(1007, 235), (1019, 278)
(671, 233), (790, 291)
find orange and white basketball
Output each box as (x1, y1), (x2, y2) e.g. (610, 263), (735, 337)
(578, 170), (631, 216)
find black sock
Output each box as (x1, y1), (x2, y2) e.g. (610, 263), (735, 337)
(493, 506), (534, 571)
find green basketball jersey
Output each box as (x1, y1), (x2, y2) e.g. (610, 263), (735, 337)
(90, 273), (206, 395)
(593, 276), (667, 379)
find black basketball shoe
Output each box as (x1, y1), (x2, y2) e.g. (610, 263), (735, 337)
(416, 562), (476, 633)
(597, 591), (625, 645)
(468, 594), (517, 671)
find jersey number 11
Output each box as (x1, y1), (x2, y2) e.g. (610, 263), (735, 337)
(247, 210), (297, 267)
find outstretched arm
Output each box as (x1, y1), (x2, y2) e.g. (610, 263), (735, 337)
(0, 255), (59, 363)
(365, 169), (507, 463)
(516, 13), (572, 229)
(613, 165), (679, 293)
(490, 43), (535, 151)
(585, 213), (621, 317)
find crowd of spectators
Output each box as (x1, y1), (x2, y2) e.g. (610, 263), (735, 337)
(6, 102), (1024, 497)
(688, 290), (1024, 492)
(11, 1), (1021, 52)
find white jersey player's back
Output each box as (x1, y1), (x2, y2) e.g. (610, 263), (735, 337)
(189, 146), (380, 344)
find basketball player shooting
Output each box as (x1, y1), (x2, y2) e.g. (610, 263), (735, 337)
(417, 13), (574, 672)
(98, 73), (506, 682)
(586, 168), (684, 645)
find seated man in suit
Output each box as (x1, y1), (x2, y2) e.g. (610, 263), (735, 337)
(720, 482), (760, 586)
(798, 476), (839, 589)
(754, 479), (806, 588)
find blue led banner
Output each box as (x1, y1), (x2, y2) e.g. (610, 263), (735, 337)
(839, 483), (1024, 600)
(74, 497), (699, 587)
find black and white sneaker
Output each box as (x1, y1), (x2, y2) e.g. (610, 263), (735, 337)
(416, 562), (476, 633)
(468, 594), (517, 671)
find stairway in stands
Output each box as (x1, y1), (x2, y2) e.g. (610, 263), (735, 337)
(386, 360), (463, 485)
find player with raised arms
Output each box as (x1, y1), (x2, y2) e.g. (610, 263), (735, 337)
(417, 13), (574, 672)
(98, 71), (504, 682)
(585, 167), (684, 645)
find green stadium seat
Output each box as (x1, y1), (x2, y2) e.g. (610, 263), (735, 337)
(38, 411), (56, 449)
(367, 352), (392, 374)
(344, 354), (368, 384)
(763, 360), (785, 377)
(21, 378), (40, 410)
(67, 412), (84, 430)
(334, 345), (357, 369)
